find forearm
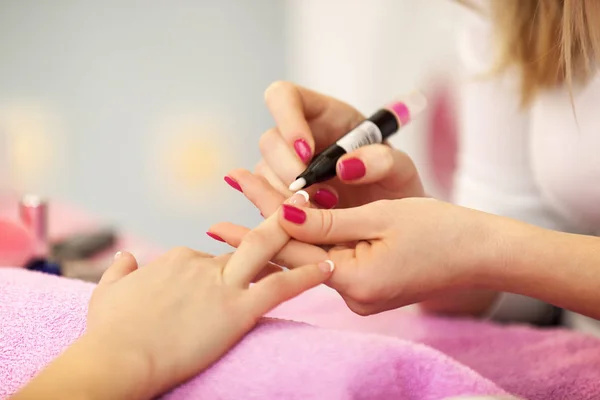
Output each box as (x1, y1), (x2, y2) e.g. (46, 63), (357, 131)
(12, 333), (150, 400)
(479, 217), (600, 320)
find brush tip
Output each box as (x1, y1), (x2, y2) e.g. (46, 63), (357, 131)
(288, 178), (306, 192)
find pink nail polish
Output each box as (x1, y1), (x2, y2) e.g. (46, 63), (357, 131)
(206, 232), (225, 242)
(224, 176), (242, 192)
(338, 158), (366, 181)
(293, 139), (312, 164)
(313, 189), (338, 209)
(282, 204), (306, 224)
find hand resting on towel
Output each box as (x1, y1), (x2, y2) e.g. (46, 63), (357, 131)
(11, 192), (333, 400)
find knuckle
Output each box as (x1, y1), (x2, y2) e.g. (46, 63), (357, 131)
(166, 246), (197, 265)
(264, 80), (293, 105)
(258, 128), (278, 154)
(253, 159), (268, 175)
(168, 246), (194, 257)
(319, 211), (336, 241)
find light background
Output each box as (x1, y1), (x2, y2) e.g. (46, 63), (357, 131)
(0, 0), (466, 253)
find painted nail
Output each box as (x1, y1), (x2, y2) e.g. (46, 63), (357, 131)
(318, 260), (335, 274)
(288, 190), (309, 206)
(224, 176), (242, 192)
(294, 139), (312, 164)
(313, 189), (338, 209)
(282, 204), (306, 224)
(338, 158), (366, 181)
(113, 251), (122, 260)
(206, 232), (225, 242)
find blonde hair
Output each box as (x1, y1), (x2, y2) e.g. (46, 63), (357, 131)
(463, 0), (600, 106)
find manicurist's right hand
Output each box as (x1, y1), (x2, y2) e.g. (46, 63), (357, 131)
(246, 81), (426, 210)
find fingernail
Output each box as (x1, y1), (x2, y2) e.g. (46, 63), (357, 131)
(294, 139), (312, 164)
(288, 190), (309, 206)
(318, 260), (335, 273)
(338, 158), (366, 181)
(313, 189), (338, 209)
(282, 204), (306, 224)
(206, 232), (225, 242)
(224, 176), (242, 192)
(113, 251), (122, 260)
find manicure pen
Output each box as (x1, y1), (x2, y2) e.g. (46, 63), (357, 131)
(288, 92), (428, 191)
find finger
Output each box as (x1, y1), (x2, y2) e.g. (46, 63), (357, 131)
(264, 81), (322, 163)
(254, 159), (291, 197)
(279, 201), (387, 244)
(208, 222), (328, 267)
(222, 191), (310, 287)
(248, 260), (335, 315)
(336, 145), (421, 192)
(228, 168), (289, 217)
(259, 127), (305, 185)
(98, 251), (138, 286)
(214, 252), (283, 282)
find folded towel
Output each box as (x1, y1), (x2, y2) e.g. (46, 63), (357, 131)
(1, 268), (504, 399)
(2, 269), (600, 399)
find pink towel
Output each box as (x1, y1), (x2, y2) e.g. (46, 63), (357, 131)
(2, 269), (600, 399)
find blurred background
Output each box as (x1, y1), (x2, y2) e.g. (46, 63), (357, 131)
(0, 0), (466, 254)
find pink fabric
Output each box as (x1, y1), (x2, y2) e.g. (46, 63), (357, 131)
(2, 269), (600, 399)
(2, 199), (600, 399)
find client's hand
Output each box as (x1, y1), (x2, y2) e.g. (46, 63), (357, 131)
(238, 81), (425, 210)
(12, 193), (333, 400)
(211, 170), (492, 316)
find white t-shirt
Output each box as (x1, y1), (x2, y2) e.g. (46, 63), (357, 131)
(455, 6), (600, 335)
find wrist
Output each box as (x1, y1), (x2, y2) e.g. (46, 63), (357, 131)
(11, 332), (153, 400)
(472, 212), (551, 294)
(74, 331), (154, 400)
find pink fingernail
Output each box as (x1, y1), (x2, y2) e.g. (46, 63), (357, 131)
(338, 158), (366, 181)
(206, 232), (225, 242)
(224, 176), (242, 192)
(313, 189), (338, 209)
(294, 139), (312, 164)
(282, 204), (306, 224)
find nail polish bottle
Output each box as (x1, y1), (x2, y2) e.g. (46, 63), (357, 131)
(20, 195), (61, 275)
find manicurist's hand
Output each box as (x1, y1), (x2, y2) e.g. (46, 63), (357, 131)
(211, 170), (493, 316)
(231, 81), (425, 210)
(12, 192), (333, 400)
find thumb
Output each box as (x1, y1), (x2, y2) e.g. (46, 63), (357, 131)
(98, 251), (139, 286)
(278, 201), (388, 244)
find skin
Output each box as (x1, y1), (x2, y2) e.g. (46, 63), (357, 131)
(253, 81), (498, 316)
(212, 170), (600, 320)
(11, 193), (333, 400)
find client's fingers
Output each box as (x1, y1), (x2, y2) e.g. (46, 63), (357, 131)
(248, 260), (334, 315)
(208, 222), (328, 268)
(222, 191), (310, 287)
(98, 251), (138, 286)
(214, 251), (283, 282)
